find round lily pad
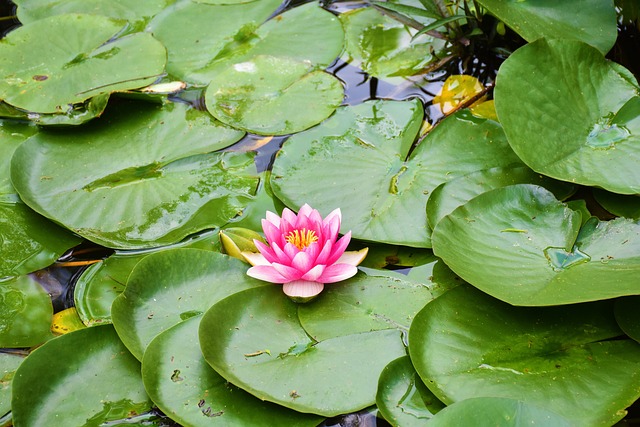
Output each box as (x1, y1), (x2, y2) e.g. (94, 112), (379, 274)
(0, 352), (24, 417)
(409, 284), (640, 427)
(427, 397), (572, 426)
(0, 13), (166, 114)
(0, 275), (54, 347)
(432, 184), (640, 305)
(271, 102), (520, 247)
(475, 0), (617, 54)
(495, 38), (640, 194)
(199, 286), (406, 417)
(376, 356), (445, 426)
(142, 315), (323, 426)
(297, 273), (435, 341)
(426, 165), (575, 230)
(111, 248), (267, 360)
(205, 55), (343, 135)
(593, 188), (640, 219)
(149, 1), (343, 85)
(14, 0), (175, 29)
(341, 7), (444, 78)
(11, 325), (152, 426)
(11, 101), (256, 249)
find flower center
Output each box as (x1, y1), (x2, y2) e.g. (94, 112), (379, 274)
(285, 229), (318, 250)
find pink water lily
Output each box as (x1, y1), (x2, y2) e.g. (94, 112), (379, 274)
(242, 204), (368, 301)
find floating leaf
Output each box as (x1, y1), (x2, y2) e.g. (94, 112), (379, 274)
(0, 352), (24, 417)
(0, 276), (54, 348)
(426, 397), (572, 426)
(475, 0), (617, 54)
(341, 7), (445, 78)
(199, 286), (406, 416)
(204, 55), (343, 135)
(111, 249), (267, 360)
(376, 356), (445, 426)
(432, 75), (485, 114)
(614, 296), (640, 343)
(11, 325), (153, 426)
(11, 101), (256, 249)
(426, 165), (575, 230)
(409, 285), (640, 426)
(593, 188), (640, 219)
(51, 307), (86, 335)
(142, 315), (323, 426)
(271, 101), (520, 247)
(495, 39), (640, 194)
(0, 14), (166, 114)
(433, 184), (640, 305)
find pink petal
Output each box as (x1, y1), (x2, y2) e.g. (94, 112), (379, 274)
(315, 240), (334, 265)
(284, 242), (299, 260)
(262, 219), (284, 246)
(254, 240), (278, 264)
(317, 264), (358, 283)
(272, 262), (302, 281)
(281, 207), (298, 228)
(325, 232), (351, 265)
(282, 280), (324, 298)
(335, 248), (369, 266)
(301, 264), (325, 281)
(241, 251), (269, 266)
(291, 251), (314, 273)
(304, 241), (321, 263)
(271, 242), (291, 263)
(265, 211), (281, 228)
(246, 265), (288, 283)
(323, 208), (341, 239)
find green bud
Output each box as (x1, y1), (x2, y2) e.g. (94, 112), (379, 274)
(219, 228), (265, 261)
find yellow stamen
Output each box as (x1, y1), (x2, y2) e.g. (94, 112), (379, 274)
(285, 229), (318, 250)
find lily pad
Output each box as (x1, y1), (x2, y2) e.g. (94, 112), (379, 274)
(341, 6), (444, 78)
(0, 275), (54, 347)
(0, 94), (110, 126)
(142, 315), (323, 426)
(376, 356), (445, 426)
(199, 286), (406, 417)
(614, 296), (640, 343)
(74, 230), (221, 326)
(495, 39), (640, 194)
(0, 352), (24, 417)
(409, 284), (640, 426)
(432, 184), (640, 305)
(11, 101), (257, 249)
(426, 397), (572, 426)
(475, 0), (617, 54)
(426, 165), (575, 230)
(111, 248), (267, 360)
(271, 101), (520, 247)
(593, 188), (640, 219)
(297, 273), (435, 341)
(11, 325), (153, 426)
(204, 55), (343, 135)
(0, 14), (166, 114)
(149, 1), (342, 85)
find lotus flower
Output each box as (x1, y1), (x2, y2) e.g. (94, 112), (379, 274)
(242, 204), (368, 302)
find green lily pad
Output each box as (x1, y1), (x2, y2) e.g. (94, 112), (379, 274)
(204, 55), (343, 135)
(0, 14), (166, 114)
(74, 230), (221, 326)
(409, 284), (640, 426)
(376, 356), (445, 426)
(0, 94), (110, 126)
(297, 273), (435, 341)
(614, 296), (640, 343)
(149, 1), (343, 85)
(0, 352), (24, 417)
(432, 184), (640, 305)
(15, 0), (175, 29)
(593, 188), (640, 219)
(426, 165), (575, 230)
(142, 315), (323, 426)
(271, 102), (520, 247)
(341, 6), (445, 78)
(11, 101), (257, 249)
(111, 249), (266, 360)
(426, 397), (572, 426)
(475, 0), (617, 54)
(495, 39), (640, 194)
(0, 121), (36, 196)
(199, 286), (406, 417)
(11, 325), (153, 426)
(0, 276), (54, 347)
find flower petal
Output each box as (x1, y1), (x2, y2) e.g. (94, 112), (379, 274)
(325, 232), (351, 265)
(335, 248), (369, 266)
(254, 240), (278, 264)
(241, 251), (269, 266)
(272, 262), (302, 281)
(281, 207), (298, 228)
(292, 251), (314, 273)
(323, 208), (341, 239)
(317, 264), (358, 283)
(262, 219), (284, 246)
(265, 210), (281, 228)
(282, 280), (324, 298)
(315, 239), (333, 265)
(284, 242), (299, 260)
(301, 264), (325, 281)
(246, 265), (288, 283)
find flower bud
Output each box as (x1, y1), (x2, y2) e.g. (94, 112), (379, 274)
(219, 228), (265, 262)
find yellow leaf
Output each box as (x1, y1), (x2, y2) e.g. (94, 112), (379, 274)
(470, 100), (498, 121)
(433, 75), (485, 114)
(51, 307), (86, 335)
